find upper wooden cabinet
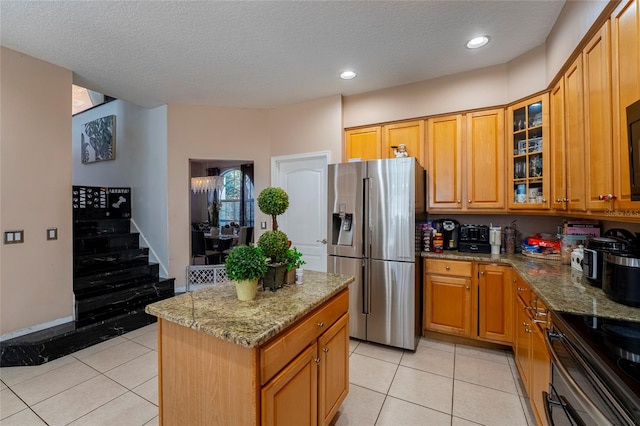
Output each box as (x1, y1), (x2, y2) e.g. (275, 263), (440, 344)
(382, 120), (425, 166)
(564, 55), (587, 212)
(507, 94), (550, 210)
(344, 126), (381, 162)
(550, 79), (568, 211)
(611, 0), (640, 210)
(427, 114), (464, 210)
(466, 109), (505, 209)
(584, 22), (614, 212)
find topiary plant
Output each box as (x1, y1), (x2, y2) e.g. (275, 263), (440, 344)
(257, 187), (289, 231)
(224, 245), (267, 282)
(257, 230), (289, 264)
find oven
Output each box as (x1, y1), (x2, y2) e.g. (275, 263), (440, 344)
(545, 312), (640, 425)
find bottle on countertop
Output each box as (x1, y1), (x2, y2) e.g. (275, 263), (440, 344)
(432, 232), (444, 253)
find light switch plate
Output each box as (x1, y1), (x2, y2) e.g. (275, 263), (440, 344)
(47, 228), (58, 240)
(260, 221), (267, 230)
(4, 230), (24, 244)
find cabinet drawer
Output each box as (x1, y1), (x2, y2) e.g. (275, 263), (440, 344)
(513, 272), (532, 303)
(425, 259), (472, 277)
(260, 289), (348, 385)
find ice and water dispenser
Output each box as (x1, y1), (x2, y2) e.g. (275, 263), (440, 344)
(331, 203), (353, 247)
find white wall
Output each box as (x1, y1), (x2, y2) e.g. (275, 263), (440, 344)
(269, 95), (343, 162)
(166, 104), (270, 290)
(1, 47), (73, 337)
(72, 101), (170, 275)
(545, 0), (610, 82)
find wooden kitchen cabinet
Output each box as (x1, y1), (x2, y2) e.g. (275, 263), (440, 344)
(382, 120), (425, 167)
(262, 343), (318, 426)
(424, 259), (513, 345)
(512, 272), (550, 426)
(584, 22), (614, 212)
(507, 94), (551, 210)
(424, 259), (473, 337)
(427, 114), (464, 210)
(263, 314), (349, 426)
(466, 109), (506, 209)
(344, 126), (381, 162)
(550, 79), (568, 211)
(611, 0), (640, 210)
(564, 55), (587, 212)
(317, 314), (349, 426)
(477, 263), (512, 344)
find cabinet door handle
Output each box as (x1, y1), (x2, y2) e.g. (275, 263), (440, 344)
(480, 271), (484, 276)
(445, 266), (450, 270)
(523, 322), (529, 327)
(512, 279), (517, 283)
(542, 198), (547, 203)
(457, 199), (461, 204)
(317, 322), (325, 328)
(556, 198), (562, 202)
(323, 347), (329, 353)
(517, 287), (526, 292)
(315, 358), (321, 364)
(465, 286), (470, 290)
(468, 200), (472, 203)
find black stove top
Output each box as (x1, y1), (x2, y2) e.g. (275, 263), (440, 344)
(554, 312), (640, 418)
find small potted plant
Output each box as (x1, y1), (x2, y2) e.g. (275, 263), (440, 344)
(284, 247), (306, 285)
(224, 245), (267, 301)
(257, 230), (289, 290)
(257, 187), (291, 290)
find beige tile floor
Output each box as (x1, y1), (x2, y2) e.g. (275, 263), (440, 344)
(1, 323), (536, 425)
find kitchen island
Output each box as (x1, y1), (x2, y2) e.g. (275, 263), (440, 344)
(145, 270), (353, 426)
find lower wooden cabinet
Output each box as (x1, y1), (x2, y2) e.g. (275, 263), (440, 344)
(478, 264), (513, 344)
(261, 315), (350, 426)
(262, 304), (350, 426)
(262, 343), (318, 426)
(512, 272), (551, 426)
(424, 259), (512, 345)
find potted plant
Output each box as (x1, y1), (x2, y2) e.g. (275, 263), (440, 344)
(257, 187), (290, 290)
(224, 245), (267, 301)
(284, 247), (306, 285)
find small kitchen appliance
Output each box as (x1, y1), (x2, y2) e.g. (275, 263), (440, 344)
(582, 229), (637, 287)
(459, 224), (490, 253)
(489, 226), (501, 255)
(434, 219), (460, 250)
(604, 253), (640, 307)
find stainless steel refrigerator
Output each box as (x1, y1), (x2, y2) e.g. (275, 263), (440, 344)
(327, 157), (426, 350)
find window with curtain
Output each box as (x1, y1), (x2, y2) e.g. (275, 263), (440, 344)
(210, 166), (254, 227)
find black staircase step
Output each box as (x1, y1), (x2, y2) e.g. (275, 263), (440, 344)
(73, 263), (160, 295)
(74, 274), (160, 299)
(75, 279), (175, 328)
(73, 232), (140, 255)
(73, 248), (150, 277)
(1, 309), (158, 367)
(73, 218), (131, 237)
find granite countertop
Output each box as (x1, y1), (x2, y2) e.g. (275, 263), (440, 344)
(145, 270), (353, 348)
(422, 251), (640, 323)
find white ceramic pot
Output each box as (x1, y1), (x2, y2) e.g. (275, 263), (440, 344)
(235, 279), (258, 301)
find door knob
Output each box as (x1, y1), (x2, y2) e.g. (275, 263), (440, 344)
(323, 347), (329, 353)
(317, 239), (327, 244)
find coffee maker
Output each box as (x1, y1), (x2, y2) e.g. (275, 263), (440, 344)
(434, 219), (460, 250)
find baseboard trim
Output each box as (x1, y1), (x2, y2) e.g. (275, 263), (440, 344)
(0, 316), (74, 342)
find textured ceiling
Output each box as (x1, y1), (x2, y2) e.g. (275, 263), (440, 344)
(0, 1), (566, 109)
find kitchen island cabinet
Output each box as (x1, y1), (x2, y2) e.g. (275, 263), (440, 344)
(145, 271), (353, 426)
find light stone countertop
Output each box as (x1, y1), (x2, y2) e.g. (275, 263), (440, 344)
(422, 251), (640, 323)
(145, 270), (353, 348)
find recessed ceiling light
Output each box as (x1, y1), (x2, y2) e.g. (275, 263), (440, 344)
(466, 36), (490, 49)
(340, 70), (357, 80)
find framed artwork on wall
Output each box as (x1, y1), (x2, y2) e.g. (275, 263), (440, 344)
(81, 115), (116, 164)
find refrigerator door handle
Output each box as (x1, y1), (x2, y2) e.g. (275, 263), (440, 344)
(363, 177), (370, 259)
(363, 258), (370, 314)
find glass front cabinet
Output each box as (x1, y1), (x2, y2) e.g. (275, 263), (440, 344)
(507, 94), (550, 210)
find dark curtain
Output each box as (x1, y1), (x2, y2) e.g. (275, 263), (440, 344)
(241, 163), (254, 227)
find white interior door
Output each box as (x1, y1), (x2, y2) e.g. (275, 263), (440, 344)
(272, 152), (329, 272)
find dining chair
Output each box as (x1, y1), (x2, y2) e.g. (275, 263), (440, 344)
(209, 237), (233, 264)
(191, 230), (215, 265)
